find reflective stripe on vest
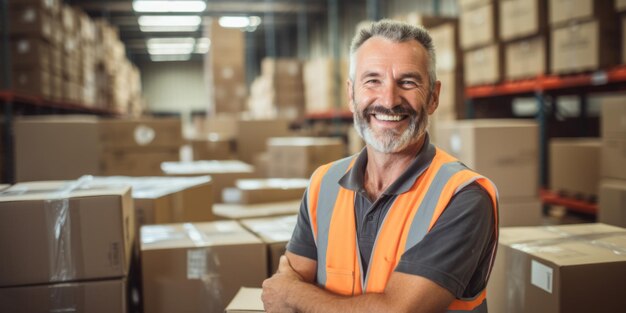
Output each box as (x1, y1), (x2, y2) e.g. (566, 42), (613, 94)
(307, 148), (499, 312)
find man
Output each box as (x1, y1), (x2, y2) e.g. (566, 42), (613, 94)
(262, 20), (499, 313)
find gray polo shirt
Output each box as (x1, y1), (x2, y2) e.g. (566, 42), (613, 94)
(287, 135), (497, 298)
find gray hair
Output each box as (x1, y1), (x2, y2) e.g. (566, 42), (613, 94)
(349, 19), (437, 94)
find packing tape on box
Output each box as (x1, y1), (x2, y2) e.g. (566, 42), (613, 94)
(183, 223), (223, 313)
(510, 227), (626, 256)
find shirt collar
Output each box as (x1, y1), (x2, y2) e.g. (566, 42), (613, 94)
(338, 133), (436, 195)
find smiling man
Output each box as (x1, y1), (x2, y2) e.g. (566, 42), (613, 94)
(262, 20), (499, 313)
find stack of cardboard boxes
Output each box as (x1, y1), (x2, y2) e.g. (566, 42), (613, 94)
(0, 182), (135, 312)
(267, 137), (346, 178)
(303, 58), (349, 114)
(248, 58), (305, 119)
(208, 20), (247, 114)
(598, 94), (626, 228)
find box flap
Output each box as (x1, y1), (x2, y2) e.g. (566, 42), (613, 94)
(89, 176), (212, 199)
(240, 215), (297, 243)
(0, 179), (130, 201)
(225, 287), (265, 312)
(213, 201), (300, 220)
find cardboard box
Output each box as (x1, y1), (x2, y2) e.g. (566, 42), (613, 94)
(90, 176), (215, 228)
(505, 36), (547, 80)
(267, 137), (346, 178)
(602, 138), (626, 180)
(101, 148), (180, 177)
(499, 0), (546, 42)
(0, 279), (127, 313)
(162, 160), (256, 203)
(225, 287), (265, 313)
(463, 44), (502, 86)
(551, 20), (619, 74)
(549, 138), (601, 197)
(549, 0), (615, 27)
(499, 198), (543, 227)
(600, 93), (626, 139)
(223, 179), (307, 204)
(99, 117), (183, 149)
(190, 134), (234, 161)
(240, 215), (297, 276)
(11, 38), (51, 70)
(487, 223), (626, 313)
(213, 201), (301, 220)
(141, 221), (267, 313)
(429, 22), (460, 72)
(460, 3), (497, 49)
(9, 5), (53, 41)
(618, 0), (626, 12)
(12, 67), (51, 98)
(435, 119), (539, 200)
(436, 70), (463, 120)
(598, 179), (626, 228)
(236, 118), (290, 164)
(14, 115), (101, 182)
(0, 182), (134, 287)
(458, 0), (492, 11)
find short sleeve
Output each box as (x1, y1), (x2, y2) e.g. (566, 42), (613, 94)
(286, 189), (318, 261)
(395, 183), (496, 298)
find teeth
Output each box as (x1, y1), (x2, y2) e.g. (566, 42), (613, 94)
(374, 114), (404, 121)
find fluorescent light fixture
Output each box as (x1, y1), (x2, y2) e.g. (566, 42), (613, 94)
(133, 1), (206, 13)
(138, 15), (202, 27)
(139, 25), (199, 32)
(147, 37), (195, 55)
(194, 37), (210, 54)
(218, 16), (261, 28)
(150, 54), (192, 62)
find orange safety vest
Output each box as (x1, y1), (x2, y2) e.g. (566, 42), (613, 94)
(306, 148), (499, 312)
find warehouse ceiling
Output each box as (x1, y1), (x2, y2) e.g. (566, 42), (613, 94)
(69, 0), (330, 62)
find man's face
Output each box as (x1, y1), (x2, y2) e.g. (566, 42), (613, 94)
(348, 37), (439, 154)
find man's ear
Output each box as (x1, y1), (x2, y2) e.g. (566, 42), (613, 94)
(427, 80), (441, 115)
(347, 79), (355, 113)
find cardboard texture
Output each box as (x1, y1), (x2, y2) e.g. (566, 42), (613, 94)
(0, 278), (127, 313)
(487, 223), (626, 313)
(99, 117), (183, 149)
(602, 138), (626, 180)
(435, 119), (539, 200)
(190, 134), (234, 161)
(499, 198), (543, 227)
(599, 94), (626, 139)
(162, 160), (256, 203)
(458, 0), (492, 11)
(101, 148), (180, 177)
(236, 118), (291, 164)
(213, 201), (301, 220)
(460, 3), (497, 49)
(464, 44), (502, 86)
(598, 179), (626, 228)
(499, 0), (546, 42)
(549, 138), (602, 197)
(267, 137), (345, 178)
(11, 38), (51, 69)
(9, 5), (54, 41)
(141, 221), (266, 313)
(12, 68), (51, 97)
(223, 179), (308, 204)
(436, 70), (463, 121)
(551, 19), (619, 74)
(0, 182), (134, 287)
(429, 22), (460, 72)
(240, 215), (298, 276)
(505, 36), (547, 80)
(549, 0), (616, 26)
(225, 287), (265, 313)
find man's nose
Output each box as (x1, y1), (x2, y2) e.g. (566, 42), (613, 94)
(379, 82), (401, 108)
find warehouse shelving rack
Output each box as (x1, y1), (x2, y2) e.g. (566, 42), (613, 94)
(465, 65), (626, 215)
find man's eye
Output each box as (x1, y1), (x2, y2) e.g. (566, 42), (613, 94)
(365, 79), (380, 85)
(400, 81), (417, 87)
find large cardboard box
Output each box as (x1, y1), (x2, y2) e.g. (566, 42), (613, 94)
(223, 179), (308, 205)
(499, 198), (543, 227)
(14, 115), (101, 182)
(602, 138), (626, 180)
(460, 3), (497, 49)
(487, 223), (626, 313)
(600, 94), (626, 139)
(141, 221), (267, 313)
(213, 201), (301, 220)
(162, 160), (256, 203)
(225, 287), (265, 313)
(437, 70), (463, 120)
(429, 22), (460, 72)
(549, 138), (601, 197)
(598, 179), (626, 228)
(0, 181), (134, 287)
(240, 215), (297, 276)
(8, 5), (54, 41)
(505, 36), (547, 80)
(101, 148), (180, 177)
(0, 279), (128, 313)
(90, 176), (215, 227)
(551, 19), (619, 74)
(12, 67), (51, 98)
(499, 0), (546, 42)
(99, 117), (183, 149)
(267, 137), (345, 178)
(11, 38), (51, 70)
(236, 118), (291, 164)
(190, 134), (234, 161)
(464, 44), (502, 86)
(549, 0), (615, 27)
(435, 119), (539, 200)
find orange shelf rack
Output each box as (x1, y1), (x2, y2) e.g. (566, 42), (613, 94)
(0, 90), (119, 115)
(465, 66), (626, 99)
(540, 189), (598, 215)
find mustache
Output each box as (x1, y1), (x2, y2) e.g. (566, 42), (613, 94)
(362, 104), (417, 116)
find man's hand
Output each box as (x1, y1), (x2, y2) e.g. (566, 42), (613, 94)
(262, 255), (303, 313)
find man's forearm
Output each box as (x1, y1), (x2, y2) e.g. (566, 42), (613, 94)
(286, 280), (393, 313)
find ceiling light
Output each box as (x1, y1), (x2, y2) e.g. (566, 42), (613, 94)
(133, 1), (206, 13)
(218, 16), (261, 28)
(147, 37), (195, 55)
(138, 15), (202, 27)
(139, 25), (200, 32)
(150, 54), (192, 62)
(194, 37), (210, 54)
